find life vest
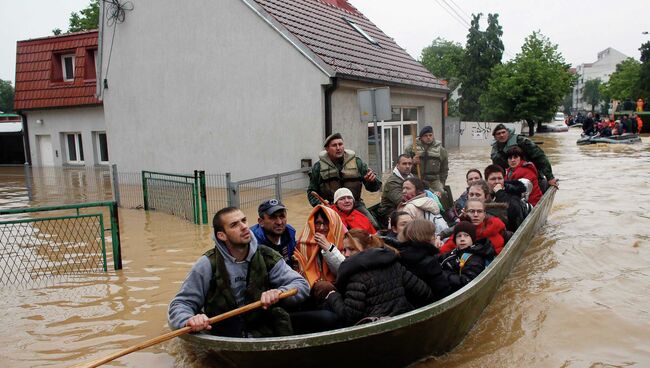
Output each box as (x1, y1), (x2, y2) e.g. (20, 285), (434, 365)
(410, 139), (446, 182)
(317, 149), (362, 202)
(203, 245), (292, 337)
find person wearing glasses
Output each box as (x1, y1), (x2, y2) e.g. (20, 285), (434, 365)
(438, 199), (506, 255)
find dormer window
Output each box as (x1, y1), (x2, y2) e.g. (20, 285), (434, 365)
(61, 54), (75, 81)
(343, 17), (380, 47)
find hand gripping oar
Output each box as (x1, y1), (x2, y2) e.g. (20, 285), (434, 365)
(75, 288), (298, 368)
(308, 191), (330, 205)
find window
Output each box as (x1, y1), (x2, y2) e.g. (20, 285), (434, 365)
(343, 17), (380, 46)
(66, 133), (84, 164)
(84, 49), (98, 80)
(95, 132), (109, 163)
(61, 54), (75, 81)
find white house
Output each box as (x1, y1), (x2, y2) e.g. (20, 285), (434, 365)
(97, 0), (449, 178)
(572, 47), (629, 113)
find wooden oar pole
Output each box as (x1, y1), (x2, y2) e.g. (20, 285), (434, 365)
(75, 288), (298, 368)
(309, 191), (329, 205)
(412, 123), (421, 179)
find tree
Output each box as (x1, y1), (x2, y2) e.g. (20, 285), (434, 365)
(68, 0), (100, 32)
(480, 31), (574, 128)
(600, 58), (640, 101)
(459, 13), (504, 121)
(53, 0), (99, 35)
(0, 79), (15, 113)
(561, 93), (573, 115)
(582, 78), (602, 113)
(637, 41), (650, 98)
(420, 38), (464, 90)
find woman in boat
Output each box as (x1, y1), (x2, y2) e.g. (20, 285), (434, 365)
(439, 199), (506, 255)
(329, 188), (377, 234)
(437, 221), (496, 292)
(385, 211), (413, 240)
(395, 219), (452, 302)
(505, 146), (542, 206)
(324, 229), (433, 325)
(397, 177), (448, 236)
(450, 169), (483, 219)
(293, 205), (346, 287)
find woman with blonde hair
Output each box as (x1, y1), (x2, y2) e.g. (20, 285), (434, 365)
(323, 229), (432, 325)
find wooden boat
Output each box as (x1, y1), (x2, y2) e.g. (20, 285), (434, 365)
(576, 133), (642, 145)
(181, 187), (557, 368)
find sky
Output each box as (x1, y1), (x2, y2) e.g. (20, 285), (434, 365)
(1, 0), (649, 84)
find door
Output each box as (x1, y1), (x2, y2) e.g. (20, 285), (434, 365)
(381, 125), (402, 173)
(37, 135), (54, 166)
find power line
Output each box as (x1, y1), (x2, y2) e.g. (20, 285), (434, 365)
(440, 0), (471, 28)
(433, 0), (470, 31)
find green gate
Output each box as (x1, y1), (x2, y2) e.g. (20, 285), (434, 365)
(142, 170), (208, 224)
(0, 201), (122, 286)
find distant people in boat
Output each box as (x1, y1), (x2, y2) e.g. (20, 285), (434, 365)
(440, 199), (506, 255)
(168, 207), (310, 337)
(505, 147), (543, 206)
(397, 177), (448, 236)
(637, 114), (644, 133)
(404, 125), (449, 193)
(596, 117), (613, 137)
(394, 219), (453, 302)
(330, 188), (377, 234)
(621, 115), (639, 134)
(637, 98), (644, 112)
(437, 221), (496, 292)
(293, 205), (346, 286)
(485, 164), (530, 232)
(612, 121), (622, 135)
(491, 124), (558, 189)
(250, 199), (296, 266)
(385, 211), (413, 240)
(449, 169), (483, 221)
(307, 132), (381, 228)
(377, 154), (413, 228)
(324, 229), (433, 325)
(582, 112), (596, 135)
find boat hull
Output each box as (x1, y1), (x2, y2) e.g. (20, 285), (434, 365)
(577, 134), (642, 145)
(181, 188), (557, 368)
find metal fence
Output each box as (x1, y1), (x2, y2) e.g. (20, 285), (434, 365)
(0, 201), (122, 286)
(141, 170), (208, 224)
(228, 167), (311, 209)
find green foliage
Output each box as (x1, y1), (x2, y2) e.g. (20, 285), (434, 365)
(420, 38), (464, 90)
(582, 78), (602, 112)
(601, 58), (640, 101)
(637, 41), (650, 98)
(52, 28), (62, 35)
(68, 0), (99, 32)
(447, 98), (460, 117)
(459, 13), (504, 121)
(561, 93), (573, 115)
(480, 31), (573, 124)
(0, 79), (15, 113)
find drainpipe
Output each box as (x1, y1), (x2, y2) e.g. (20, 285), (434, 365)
(19, 112), (32, 165)
(441, 95), (448, 147)
(324, 77), (338, 137)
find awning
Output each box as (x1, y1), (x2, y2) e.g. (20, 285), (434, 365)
(0, 123), (23, 133)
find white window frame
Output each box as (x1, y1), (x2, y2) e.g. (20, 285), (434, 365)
(61, 54), (75, 81)
(95, 131), (109, 164)
(367, 107), (419, 172)
(65, 132), (84, 164)
(343, 17), (380, 46)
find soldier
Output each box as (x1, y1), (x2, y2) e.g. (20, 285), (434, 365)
(404, 125), (449, 194)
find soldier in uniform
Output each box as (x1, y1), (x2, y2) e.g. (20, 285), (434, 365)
(405, 125), (449, 194)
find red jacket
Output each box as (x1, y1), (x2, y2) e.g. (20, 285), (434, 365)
(440, 216), (506, 255)
(506, 161), (542, 206)
(330, 205), (377, 234)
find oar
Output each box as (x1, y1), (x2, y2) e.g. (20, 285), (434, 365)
(309, 191), (330, 205)
(75, 288), (298, 368)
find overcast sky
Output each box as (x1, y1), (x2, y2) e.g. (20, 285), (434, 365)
(1, 0), (649, 84)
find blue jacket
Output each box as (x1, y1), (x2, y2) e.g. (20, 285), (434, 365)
(250, 223), (296, 265)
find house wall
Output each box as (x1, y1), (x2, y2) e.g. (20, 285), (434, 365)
(331, 80), (446, 163)
(100, 0), (331, 180)
(572, 48), (628, 112)
(26, 106), (105, 167)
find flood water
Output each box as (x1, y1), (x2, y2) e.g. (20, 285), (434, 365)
(1, 129), (649, 367)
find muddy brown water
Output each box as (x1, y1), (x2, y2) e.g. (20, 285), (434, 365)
(1, 130), (649, 367)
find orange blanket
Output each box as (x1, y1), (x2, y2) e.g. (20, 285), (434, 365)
(293, 205), (346, 287)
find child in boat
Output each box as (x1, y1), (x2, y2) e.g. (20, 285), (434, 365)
(437, 221), (496, 292)
(323, 229), (433, 325)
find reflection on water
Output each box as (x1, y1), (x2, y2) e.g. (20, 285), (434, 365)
(1, 131), (650, 367)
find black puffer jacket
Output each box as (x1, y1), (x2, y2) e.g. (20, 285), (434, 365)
(326, 248), (432, 325)
(394, 240), (452, 302)
(437, 238), (496, 292)
(494, 180), (530, 232)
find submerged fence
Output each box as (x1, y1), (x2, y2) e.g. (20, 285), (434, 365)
(141, 170), (208, 224)
(0, 201), (122, 286)
(228, 168), (311, 209)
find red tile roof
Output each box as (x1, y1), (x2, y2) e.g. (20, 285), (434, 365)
(255, 0), (448, 91)
(14, 30), (101, 111)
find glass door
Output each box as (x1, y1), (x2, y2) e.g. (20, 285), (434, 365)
(381, 125), (402, 173)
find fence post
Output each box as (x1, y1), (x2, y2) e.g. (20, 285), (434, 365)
(193, 170), (200, 225)
(110, 164), (121, 207)
(275, 173), (282, 201)
(226, 172), (235, 207)
(142, 171), (149, 210)
(109, 201), (123, 270)
(23, 162), (33, 201)
(199, 170), (208, 224)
